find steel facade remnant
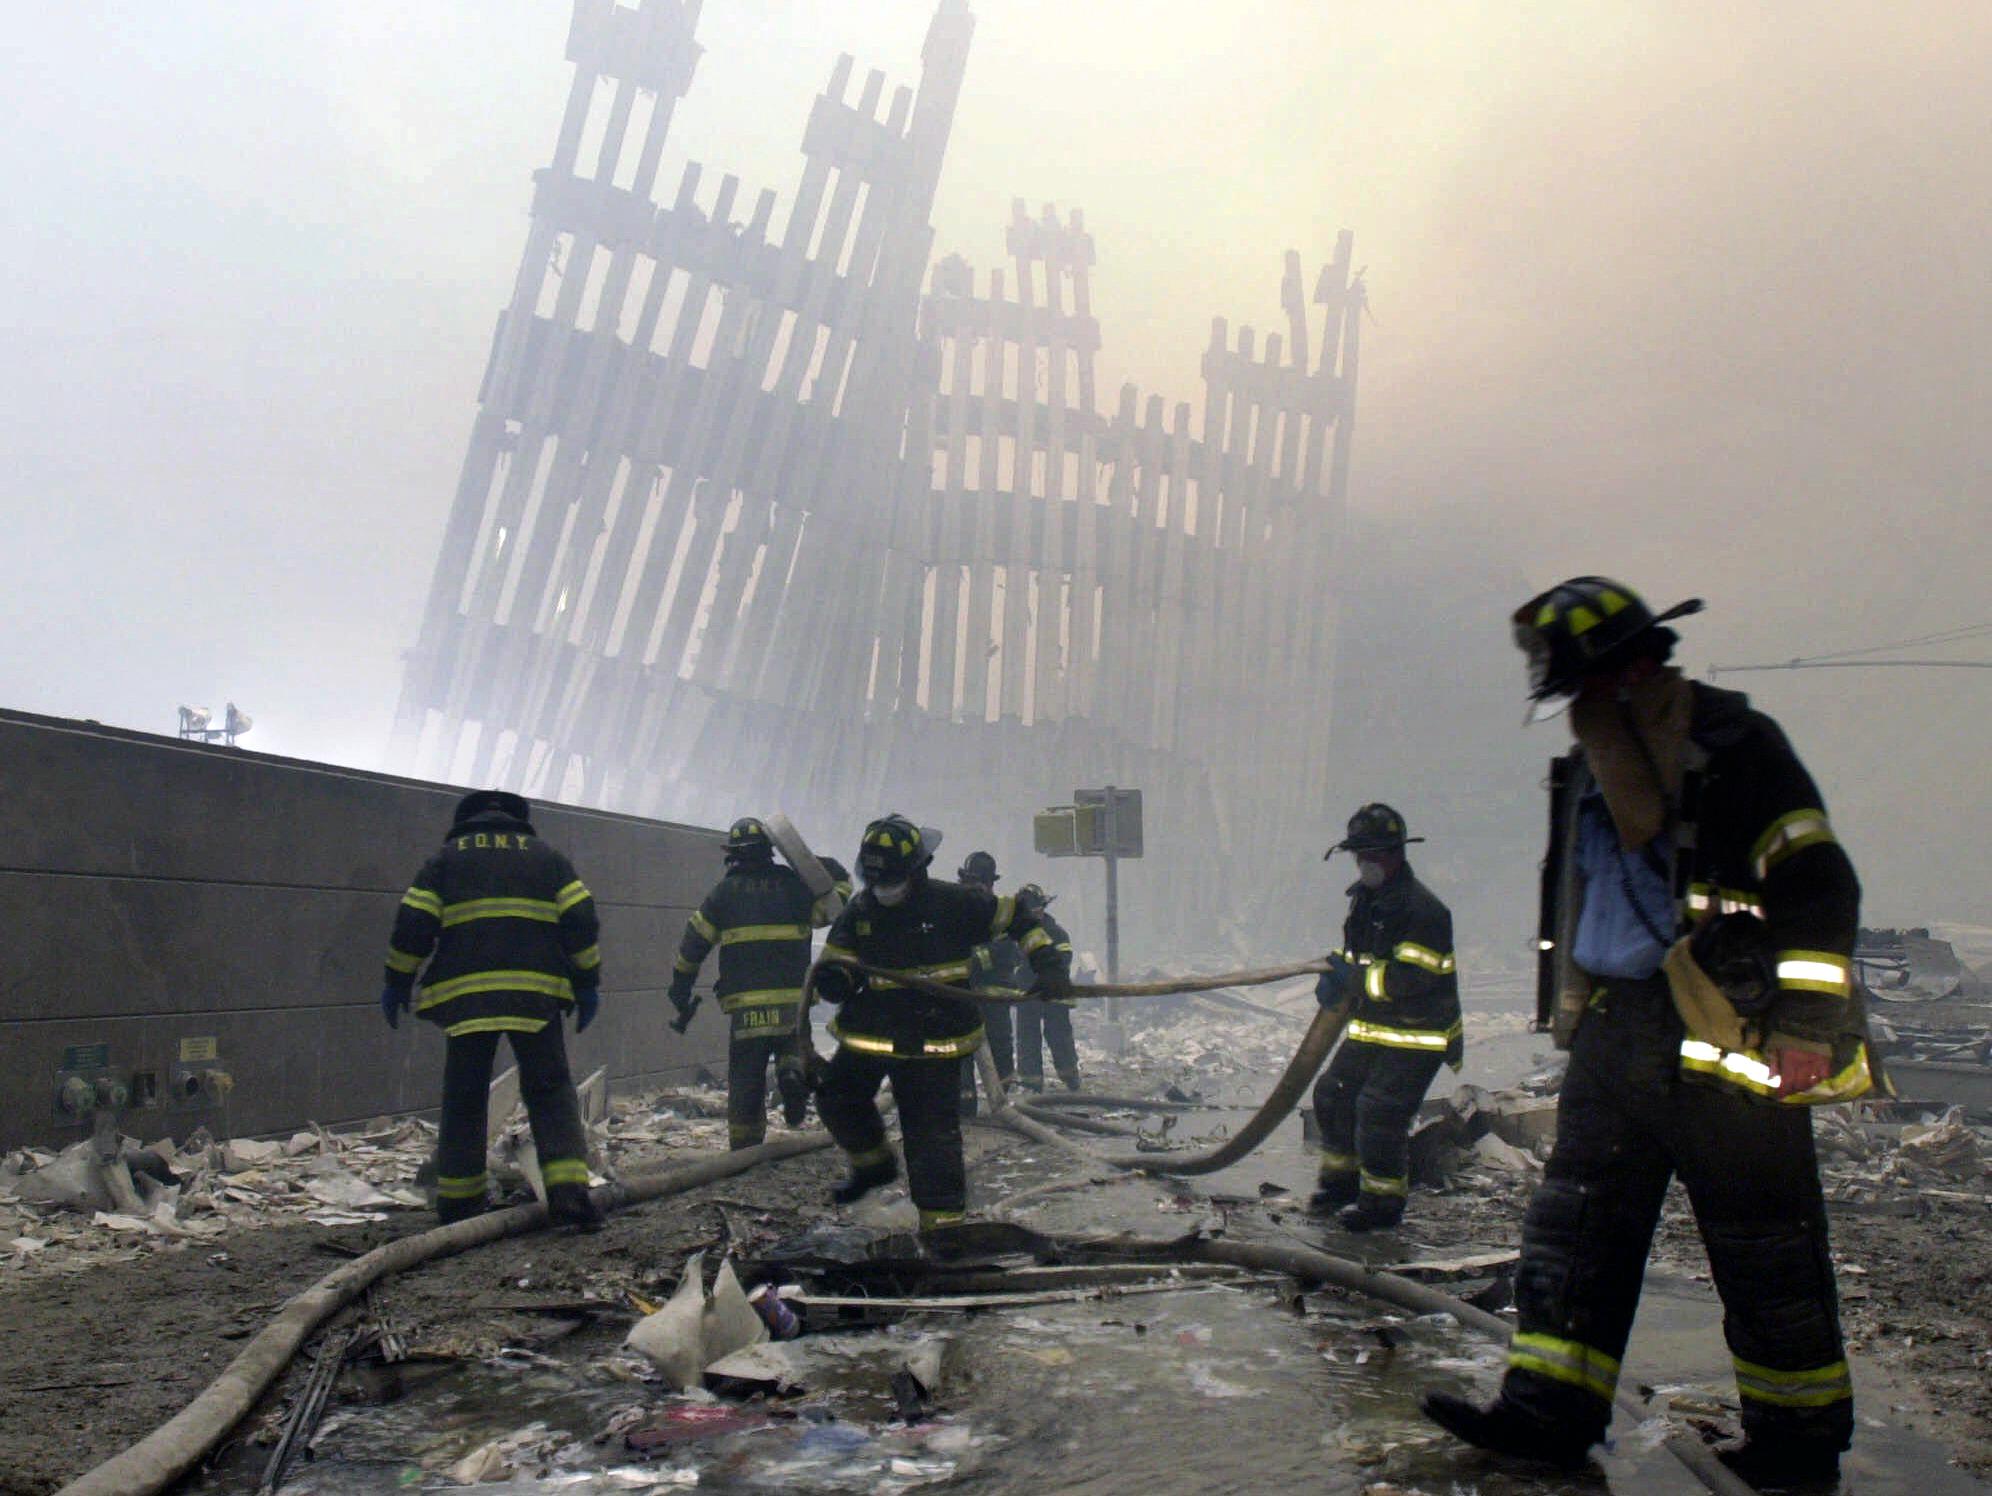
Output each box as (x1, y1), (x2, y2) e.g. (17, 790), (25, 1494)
(391, 0), (1360, 957)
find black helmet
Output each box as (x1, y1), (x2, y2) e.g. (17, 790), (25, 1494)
(1327, 802), (1423, 858)
(858, 813), (933, 886)
(1016, 881), (1056, 914)
(725, 816), (775, 862)
(958, 850), (998, 885)
(1512, 576), (1704, 702)
(452, 789), (531, 829)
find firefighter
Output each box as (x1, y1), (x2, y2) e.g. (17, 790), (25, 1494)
(811, 815), (1073, 1231)
(1423, 577), (1876, 1485)
(954, 851), (1015, 1114)
(667, 818), (852, 1149)
(1011, 883), (1083, 1092)
(381, 789), (602, 1230)
(1308, 804), (1462, 1231)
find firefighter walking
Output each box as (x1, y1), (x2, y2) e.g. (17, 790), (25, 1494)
(668, 818), (851, 1149)
(954, 851), (1017, 1114)
(381, 790), (603, 1230)
(1309, 803), (1462, 1231)
(1424, 577), (1878, 1485)
(1011, 883), (1083, 1092)
(811, 815), (1073, 1231)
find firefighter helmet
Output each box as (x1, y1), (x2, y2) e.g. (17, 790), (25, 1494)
(452, 789), (531, 828)
(724, 817), (775, 861)
(1327, 802), (1424, 858)
(1512, 576), (1704, 702)
(1016, 881), (1056, 914)
(858, 813), (933, 885)
(958, 850), (999, 886)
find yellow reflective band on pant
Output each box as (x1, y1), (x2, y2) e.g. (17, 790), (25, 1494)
(730, 1124), (766, 1143)
(1318, 1149), (1358, 1176)
(1733, 1356), (1852, 1409)
(1359, 1170), (1408, 1197)
(385, 947), (424, 974)
(419, 970), (574, 1008)
(440, 897), (558, 928)
(1393, 941), (1457, 974)
(919, 1209), (966, 1230)
(1508, 1333), (1621, 1402)
(1346, 1018), (1463, 1052)
(540, 1158), (591, 1188)
(1679, 1038), (1874, 1104)
(830, 1021), (985, 1059)
(401, 887), (443, 917)
(436, 1172), (488, 1200)
(555, 880), (592, 914)
(848, 1143), (894, 1168)
(444, 1016), (553, 1037)
(1776, 949), (1851, 997)
(722, 923), (812, 944)
(1751, 809), (1837, 879)
(719, 988), (804, 1011)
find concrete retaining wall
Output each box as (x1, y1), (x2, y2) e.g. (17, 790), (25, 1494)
(0, 708), (734, 1148)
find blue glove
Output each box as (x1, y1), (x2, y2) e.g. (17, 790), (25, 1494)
(381, 983), (409, 1029)
(1314, 953), (1353, 1009)
(575, 986), (600, 1033)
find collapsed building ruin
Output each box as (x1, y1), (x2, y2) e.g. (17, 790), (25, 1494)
(388, 0), (1362, 956)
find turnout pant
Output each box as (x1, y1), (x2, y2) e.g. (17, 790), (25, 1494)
(818, 1045), (966, 1228)
(1312, 1037), (1445, 1218)
(1501, 976), (1851, 1452)
(958, 1002), (1015, 1115)
(1016, 1000), (1080, 1086)
(725, 1005), (803, 1149)
(436, 1023), (590, 1223)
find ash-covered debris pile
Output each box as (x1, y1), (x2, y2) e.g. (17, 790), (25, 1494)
(0, 1077), (786, 1280)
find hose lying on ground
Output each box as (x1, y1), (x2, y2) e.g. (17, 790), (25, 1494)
(57, 1133), (836, 1496)
(1034, 1230), (1752, 1496)
(979, 1001), (1349, 1176)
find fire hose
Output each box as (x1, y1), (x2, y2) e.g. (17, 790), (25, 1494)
(808, 956), (1346, 1176)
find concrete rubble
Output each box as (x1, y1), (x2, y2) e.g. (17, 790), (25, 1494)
(0, 1080), (751, 1282)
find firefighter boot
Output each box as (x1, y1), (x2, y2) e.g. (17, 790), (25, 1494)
(437, 1196), (487, 1227)
(1421, 1390), (1594, 1470)
(1307, 1174), (1360, 1215)
(1714, 1439), (1841, 1489)
(1338, 1194), (1406, 1233)
(547, 1182), (604, 1233)
(777, 1064), (812, 1129)
(1057, 1067), (1082, 1092)
(830, 1151), (899, 1206)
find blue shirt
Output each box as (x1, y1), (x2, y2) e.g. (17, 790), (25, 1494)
(1572, 794), (1675, 980)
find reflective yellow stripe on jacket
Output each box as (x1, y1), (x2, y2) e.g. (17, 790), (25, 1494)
(721, 923), (812, 945)
(416, 969), (574, 1010)
(1678, 1038), (1873, 1104)
(440, 897), (559, 927)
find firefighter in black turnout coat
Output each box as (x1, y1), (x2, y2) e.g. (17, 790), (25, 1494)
(1424, 578), (1877, 1486)
(1310, 803), (1463, 1231)
(668, 818), (851, 1148)
(381, 790), (603, 1229)
(812, 815), (1073, 1231)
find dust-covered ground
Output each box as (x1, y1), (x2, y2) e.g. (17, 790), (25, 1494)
(2, 1002), (1987, 1492)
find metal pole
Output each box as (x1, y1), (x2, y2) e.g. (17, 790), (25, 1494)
(1102, 786), (1124, 1054)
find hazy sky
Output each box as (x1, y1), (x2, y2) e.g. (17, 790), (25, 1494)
(2, 3), (1986, 924)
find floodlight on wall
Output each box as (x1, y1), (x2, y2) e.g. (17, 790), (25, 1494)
(178, 705), (212, 739)
(223, 703), (253, 744)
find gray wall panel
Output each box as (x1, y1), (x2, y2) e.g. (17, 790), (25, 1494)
(0, 709), (732, 1147)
